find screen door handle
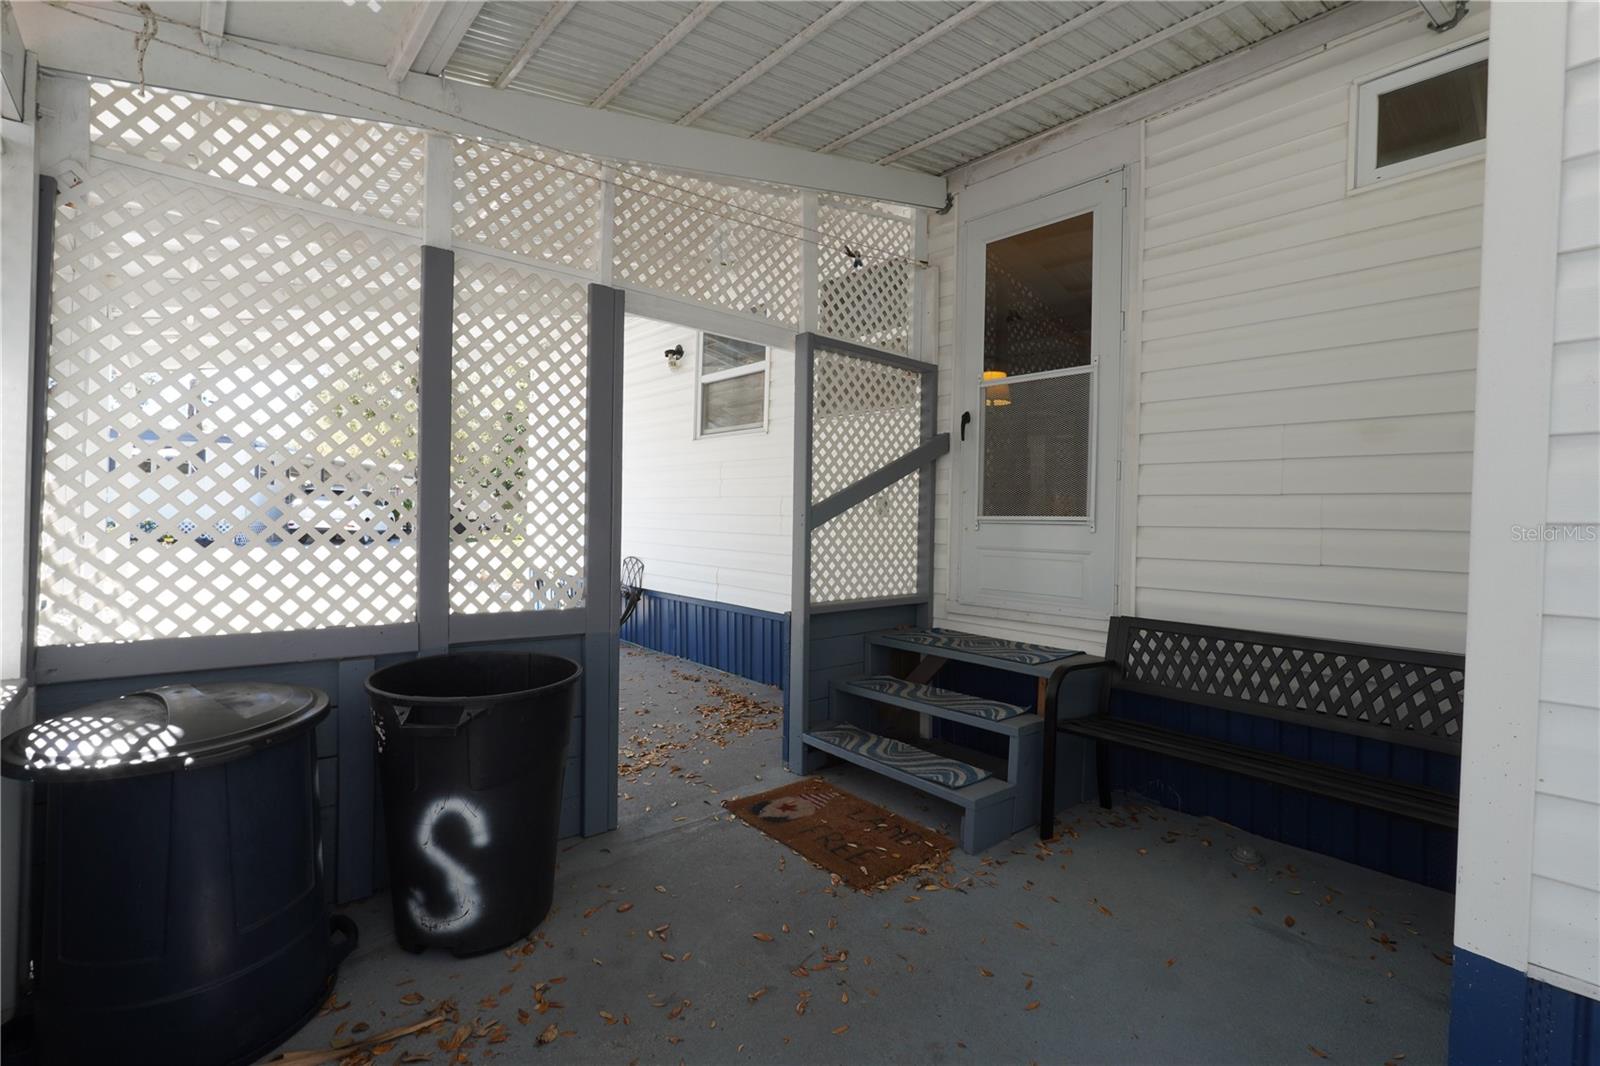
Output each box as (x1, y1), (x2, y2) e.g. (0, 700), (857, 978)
(960, 411), (971, 441)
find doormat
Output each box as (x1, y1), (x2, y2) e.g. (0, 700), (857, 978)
(723, 778), (952, 891)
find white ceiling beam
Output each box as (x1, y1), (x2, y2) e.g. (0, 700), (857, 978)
(386, 1), (446, 83)
(819, 2), (1114, 155)
(417, 0), (482, 77)
(15, 0), (947, 207)
(676, 1), (856, 126)
(878, 4), (1240, 166)
(592, 1), (718, 109)
(491, 0), (573, 90)
(198, 0), (226, 57)
(755, 2), (987, 141)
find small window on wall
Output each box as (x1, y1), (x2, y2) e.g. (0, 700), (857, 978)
(1355, 41), (1488, 187)
(696, 332), (768, 436)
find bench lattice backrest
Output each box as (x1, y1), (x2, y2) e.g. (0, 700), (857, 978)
(1107, 617), (1464, 754)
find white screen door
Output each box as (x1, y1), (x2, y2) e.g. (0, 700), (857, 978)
(956, 172), (1124, 617)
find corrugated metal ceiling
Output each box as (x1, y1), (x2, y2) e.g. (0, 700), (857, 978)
(441, 1), (1344, 175)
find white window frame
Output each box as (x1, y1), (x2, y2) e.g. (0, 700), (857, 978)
(693, 330), (769, 438)
(1352, 38), (1489, 190)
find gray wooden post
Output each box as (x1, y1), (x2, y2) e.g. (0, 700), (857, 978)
(787, 333), (822, 773)
(581, 284), (625, 835)
(415, 245), (455, 657)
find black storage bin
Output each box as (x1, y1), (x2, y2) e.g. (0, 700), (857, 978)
(2, 683), (355, 1066)
(366, 651), (580, 957)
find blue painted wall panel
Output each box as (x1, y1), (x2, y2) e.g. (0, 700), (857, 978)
(621, 590), (789, 690)
(1450, 948), (1600, 1066)
(1108, 690), (1460, 891)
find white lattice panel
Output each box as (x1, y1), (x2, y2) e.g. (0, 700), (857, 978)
(818, 196), (916, 356)
(453, 138), (603, 272)
(810, 347), (922, 503)
(810, 471), (921, 604)
(89, 80), (425, 226)
(38, 164), (420, 646)
(450, 255), (589, 614)
(613, 167), (802, 326)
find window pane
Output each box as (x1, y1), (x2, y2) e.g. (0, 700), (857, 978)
(982, 373), (1091, 518)
(984, 212), (1093, 378)
(701, 372), (764, 433)
(702, 332), (766, 374)
(1376, 58), (1488, 168)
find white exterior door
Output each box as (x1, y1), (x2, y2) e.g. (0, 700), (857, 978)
(956, 172), (1124, 618)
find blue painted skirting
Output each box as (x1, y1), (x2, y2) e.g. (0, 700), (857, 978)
(1451, 949), (1599, 1066)
(1108, 690), (1460, 891)
(621, 589), (789, 690)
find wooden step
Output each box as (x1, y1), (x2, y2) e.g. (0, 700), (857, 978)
(802, 722), (1021, 853)
(802, 722), (1011, 809)
(868, 627), (1084, 678)
(834, 676), (1040, 736)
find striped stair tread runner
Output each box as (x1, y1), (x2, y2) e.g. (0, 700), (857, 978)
(809, 724), (991, 789)
(851, 675), (1029, 722)
(883, 627), (1079, 667)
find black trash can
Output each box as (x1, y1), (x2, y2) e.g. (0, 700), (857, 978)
(366, 651), (580, 956)
(1, 682), (355, 1066)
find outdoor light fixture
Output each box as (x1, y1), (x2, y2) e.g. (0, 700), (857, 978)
(664, 344), (684, 368)
(982, 369), (1012, 406)
(1416, 0), (1468, 32)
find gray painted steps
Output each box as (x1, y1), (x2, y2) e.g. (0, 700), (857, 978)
(802, 720), (1022, 853)
(867, 626), (1083, 679)
(834, 675), (1040, 736)
(802, 721), (1013, 810)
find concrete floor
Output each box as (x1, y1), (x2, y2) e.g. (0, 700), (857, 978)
(271, 647), (1456, 1065)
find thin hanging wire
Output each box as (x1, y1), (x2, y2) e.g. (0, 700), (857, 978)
(46, 0), (928, 269)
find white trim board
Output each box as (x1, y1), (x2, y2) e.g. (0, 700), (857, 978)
(1453, 0), (1570, 977)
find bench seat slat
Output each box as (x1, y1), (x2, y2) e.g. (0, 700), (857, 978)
(1062, 714), (1458, 829)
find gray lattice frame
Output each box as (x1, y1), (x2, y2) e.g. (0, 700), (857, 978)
(787, 333), (945, 774)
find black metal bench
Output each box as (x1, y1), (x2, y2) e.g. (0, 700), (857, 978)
(1039, 616), (1464, 840)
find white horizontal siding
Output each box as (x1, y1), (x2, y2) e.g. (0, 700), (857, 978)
(925, 12), (1496, 657)
(619, 315), (793, 614)
(1530, 0), (1600, 992)
(1134, 12), (1490, 653)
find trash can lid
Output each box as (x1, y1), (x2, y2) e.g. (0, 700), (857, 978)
(1, 682), (329, 781)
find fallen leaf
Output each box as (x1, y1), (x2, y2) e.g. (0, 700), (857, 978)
(1024, 1002), (1040, 1011)
(752, 932), (774, 942)
(1165, 958), (1176, 968)
(537, 1024), (559, 1045)
(616, 902), (633, 913)
(1308, 1045), (1329, 1059)
(270, 1014), (446, 1066)
(399, 993), (425, 1006)
(979, 967), (994, 978)
(1285, 916), (1297, 928)
(832, 1025), (849, 1035)
(747, 987), (768, 1004)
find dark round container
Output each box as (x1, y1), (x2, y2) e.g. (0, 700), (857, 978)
(1, 682), (355, 1066)
(366, 651), (580, 957)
